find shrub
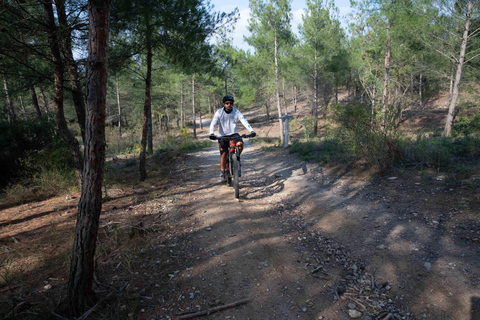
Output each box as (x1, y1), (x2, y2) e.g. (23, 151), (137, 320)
(332, 102), (403, 172)
(453, 108), (480, 137)
(0, 116), (63, 188)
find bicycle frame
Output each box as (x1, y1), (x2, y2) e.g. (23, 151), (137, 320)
(216, 136), (240, 186)
(214, 133), (253, 198)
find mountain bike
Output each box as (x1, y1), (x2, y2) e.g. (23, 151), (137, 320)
(213, 133), (254, 198)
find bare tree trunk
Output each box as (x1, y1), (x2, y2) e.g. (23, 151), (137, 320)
(208, 95), (212, 117)
(192, 74), (197, 138)
(419, 73), (423, 108)
(382, 21), (391, 129)
(3, 76), (16, 122)
(116, 77), (122, 137)
(180, 79), (184, 128)
(140, 19), (153, 180)
(40, 86), (49, 115)
(56, 0), (86, 143)
(313, 46), (318, 136)
(43, 0), (83, 185)
(199, 110), (203, 129)
(20, 96), (28, 120)
(444, 0), (474, 137)
(29, 86), (42, 117)
(274, 32), (284, 145)
(293, 85), (297, 114)
(66, 0), (110, 316)
(282, 77), (287, 115)
(265, 99), (270, 124)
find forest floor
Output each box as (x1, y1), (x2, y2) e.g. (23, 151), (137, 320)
(1, 93), (480, 320)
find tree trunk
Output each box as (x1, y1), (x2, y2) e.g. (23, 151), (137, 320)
(40, 86), (49, 115)
(66, 0), (110, 316)
(293, 85), (297, 114)
(274, 32), (284, 145)
(20, 96), (27, 120)
(43, 0), (83, 185)
(444, 0), (474, 137)
(313, 46), (318, 136)
(419, 73), (423, 108)
(116, 77), (122, 137)
(140, 19), (153, 180)
(3, 76), (16, 122)
(180, 77), (184, 128)
(29, 86), (42, 117)
(56, 0), (87, 143)
(208, 96), (212, 117)
(382, 21), (391, 129)
(199, 110), (203, 129)
(224, 76), (228, 95)
(192, 74), (197, 138)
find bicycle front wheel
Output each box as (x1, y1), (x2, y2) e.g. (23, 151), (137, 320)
(232, 155), (240, 198)
(226, 158), (232, 186)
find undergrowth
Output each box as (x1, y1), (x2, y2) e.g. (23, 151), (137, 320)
(1, 127), (211, 207)
(288, 102), (480, 176)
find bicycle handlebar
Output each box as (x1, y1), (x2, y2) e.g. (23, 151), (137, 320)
(211, 133), (255, 141)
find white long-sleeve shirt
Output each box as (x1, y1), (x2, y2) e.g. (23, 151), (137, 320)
(210, 107), (254, 136)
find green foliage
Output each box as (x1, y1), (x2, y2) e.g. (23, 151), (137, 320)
(0, 116), (71, 188)
(332, 102), (403, 172)
(452, 107), (480, 137)
(289, 138), (350, 164)
(301, 115), (317, 140)
(160, 130), (211, 153)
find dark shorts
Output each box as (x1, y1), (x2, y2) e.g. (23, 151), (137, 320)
(218, 133), (243, 155)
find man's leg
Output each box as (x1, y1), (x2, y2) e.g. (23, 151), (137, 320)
(236, 141), (244, 154)
(220, 152), (227, 171)
(219, 142), (227, 182)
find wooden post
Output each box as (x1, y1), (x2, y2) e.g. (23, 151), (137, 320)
(278, 115), (293, 148)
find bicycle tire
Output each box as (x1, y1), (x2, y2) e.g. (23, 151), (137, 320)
(226, 158), (232, 186)
(232, 154), (240, 198)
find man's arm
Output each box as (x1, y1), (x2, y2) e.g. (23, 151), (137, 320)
(237, 112), (254, 133)
(210, 110), (219, 134)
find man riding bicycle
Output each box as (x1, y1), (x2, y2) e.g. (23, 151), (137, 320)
(209, 95), (256, 182)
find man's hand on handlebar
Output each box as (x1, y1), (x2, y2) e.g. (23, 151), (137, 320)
(249, 131), (256, 138)
(209, 134), (217, 140)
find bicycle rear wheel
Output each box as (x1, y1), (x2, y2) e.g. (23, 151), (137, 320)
(232, 155), (240, 198)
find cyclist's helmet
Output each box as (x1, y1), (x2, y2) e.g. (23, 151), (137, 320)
(222, 95), (234, 103)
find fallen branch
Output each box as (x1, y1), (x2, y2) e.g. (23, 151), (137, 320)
(176, 298), (251, 319)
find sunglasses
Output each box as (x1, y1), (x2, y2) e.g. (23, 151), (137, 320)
(224, 102), (233, 105)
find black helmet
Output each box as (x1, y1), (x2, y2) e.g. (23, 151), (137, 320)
(222, 95), (234, 103)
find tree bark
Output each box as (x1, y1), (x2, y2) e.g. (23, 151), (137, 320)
(444, 0), (474, 137)
(192, 74), (197, 138)
(40, 86), (49, 115)
(139, 18), (153, 180)
(274, 32), (284, 145)
(20, 96), (27, 120)
(116, 77), (122, 137)
(56, 0), (87, 143)
(180, 79), (184, 128)
(29, 86), (42, 117)
(3, 76), (16, 122)
(313, 45), (318, 136)
(382, 21), (391, 130)
(66, 0), (110, 316)
(43, 0), (83, 185)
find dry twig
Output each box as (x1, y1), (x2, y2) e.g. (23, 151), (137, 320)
(176, 298), (251, 319)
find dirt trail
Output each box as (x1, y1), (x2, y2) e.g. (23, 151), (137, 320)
(151, 139), (480, 320)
